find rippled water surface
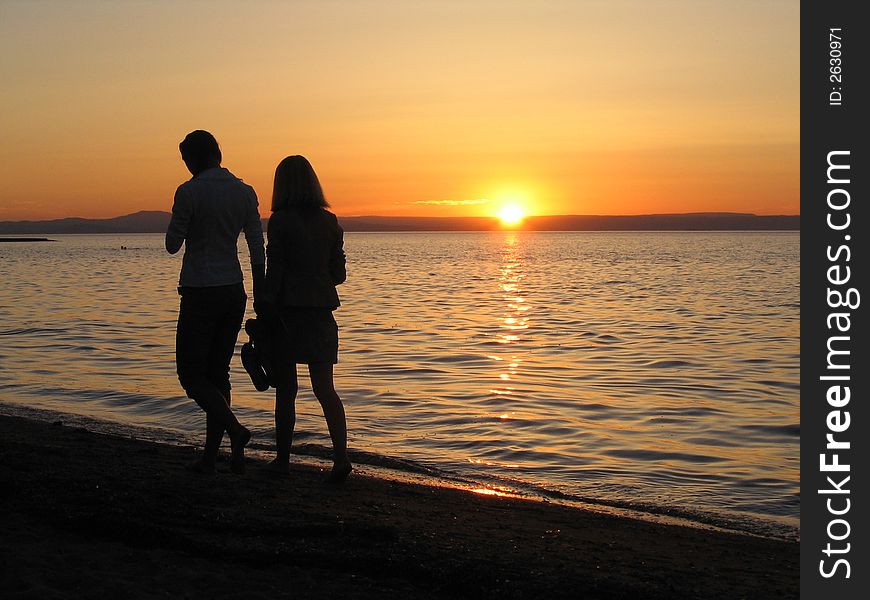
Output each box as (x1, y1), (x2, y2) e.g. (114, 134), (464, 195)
(0, 232), (799, 536)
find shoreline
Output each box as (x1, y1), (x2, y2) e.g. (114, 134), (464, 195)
(0, 402), (798, 542)
(0, 410), (798, 598)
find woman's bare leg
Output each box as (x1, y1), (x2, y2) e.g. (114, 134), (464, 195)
(272, 364), (299, 471)
(309, 362), (350, 477)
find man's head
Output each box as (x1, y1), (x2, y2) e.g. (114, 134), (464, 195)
(179, 130), (222, 176)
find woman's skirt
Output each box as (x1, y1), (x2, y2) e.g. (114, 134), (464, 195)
(272, 307), (339, 366)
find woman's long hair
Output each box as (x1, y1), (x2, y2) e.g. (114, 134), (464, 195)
(271, 155), (329, 213)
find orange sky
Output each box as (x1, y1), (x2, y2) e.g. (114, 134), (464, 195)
(0, 1), (798, 221)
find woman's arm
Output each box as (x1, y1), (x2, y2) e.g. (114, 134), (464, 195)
(330, 223), (347, 285)
(263, 213), (287, 309)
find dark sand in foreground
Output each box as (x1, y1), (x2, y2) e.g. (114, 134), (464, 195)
(0, 413), (797, 599)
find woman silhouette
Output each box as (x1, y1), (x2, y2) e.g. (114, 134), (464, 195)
(262, 156), (351, 482)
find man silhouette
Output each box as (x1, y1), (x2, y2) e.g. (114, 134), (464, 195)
(166, 130), (265, 473)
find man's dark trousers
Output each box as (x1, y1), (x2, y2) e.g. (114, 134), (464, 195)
(176, 283), (246, 407)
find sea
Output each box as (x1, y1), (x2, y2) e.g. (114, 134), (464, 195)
(0, 231), (799, 539)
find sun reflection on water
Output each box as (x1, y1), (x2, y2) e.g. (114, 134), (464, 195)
(490, 234), (528, 398)
(468, 482), (522, 497)
(471, 488), (512, 497)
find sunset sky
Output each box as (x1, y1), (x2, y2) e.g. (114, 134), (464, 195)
(0, 1), (798, 221)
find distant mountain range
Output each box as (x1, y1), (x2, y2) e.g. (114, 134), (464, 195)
(0, 210), (799, 234)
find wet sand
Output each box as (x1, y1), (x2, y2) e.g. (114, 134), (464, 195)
(0, 413), (797, 599)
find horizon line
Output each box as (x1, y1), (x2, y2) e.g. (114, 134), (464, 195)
(0, 209), (801, 223)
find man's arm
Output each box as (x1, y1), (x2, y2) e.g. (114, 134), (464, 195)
(244, 192), (267, 308)
(165, 187), (191, 254)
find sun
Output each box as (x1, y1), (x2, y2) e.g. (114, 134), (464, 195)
(498, 204), (525, 226)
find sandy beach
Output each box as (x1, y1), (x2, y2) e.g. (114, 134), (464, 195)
(0, 412), (797, 599)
